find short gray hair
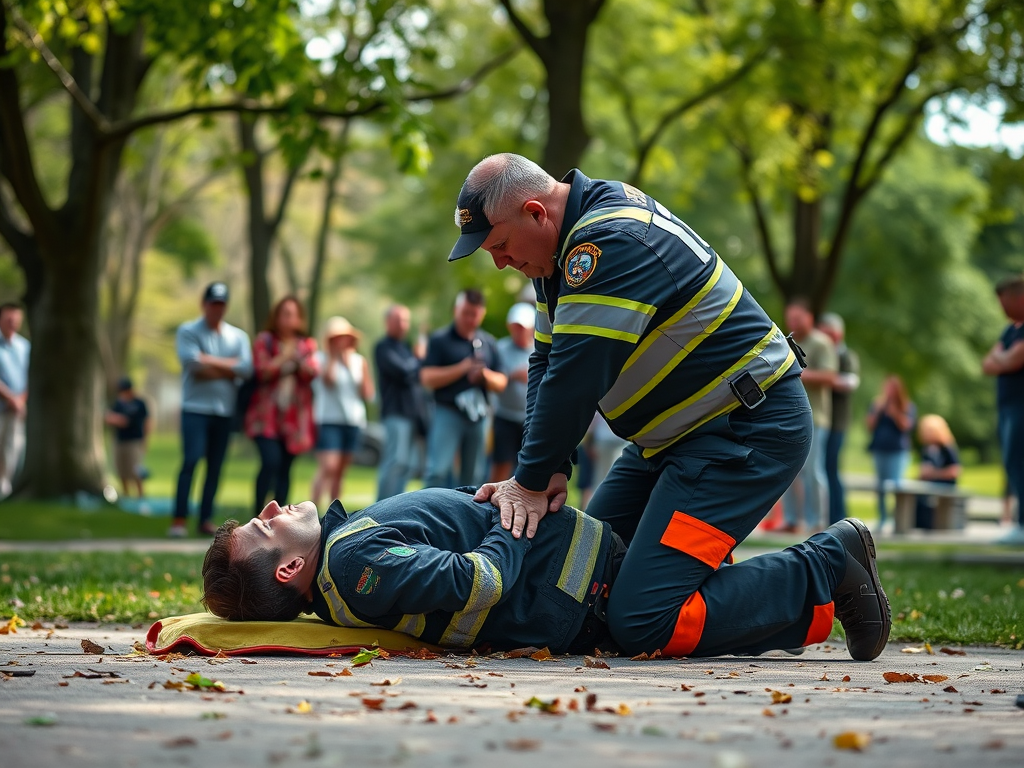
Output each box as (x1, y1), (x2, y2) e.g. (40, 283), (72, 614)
(818, 312), (845, 334)
(464, 153), (556, 223)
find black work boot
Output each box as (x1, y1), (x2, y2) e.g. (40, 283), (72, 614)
(826, 519), (891, 661)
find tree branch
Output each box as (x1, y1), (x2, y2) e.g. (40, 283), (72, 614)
(587, 0), (609, 24)
(733, 139), (785, 294)
(269, 162), (302, 235)
(498, 0), (545, 59)
(3, 1), (110, 132)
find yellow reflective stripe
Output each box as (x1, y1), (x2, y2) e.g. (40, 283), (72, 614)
(560, 207), (653, 261)
(536, 301), (548, 313)
(556, 507), (605, 603)
(535, 300), (552, 345)
(393, 613), (427, 637)
(604, 277), (742, 420)
(629, 327), (780, 443)
(534, 331), (552, 345)
(439, 552), (502, 648)
(620, 257), (725, 375)
(551, 324), (641, 343)
(318, 517), (382, 629)
(557, 293), (656, 316)
(641, 346), (796, 458)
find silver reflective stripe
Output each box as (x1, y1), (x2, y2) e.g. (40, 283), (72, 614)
(439, 552), (502, 648)
(629, 327), (796, 455)
(535, 301), (552, 345)
(652, 213), (710, 264)
(600, 259), (741, 419)
(552, 295), (655, 344)
(556, 507), (605, 603)
(559, 207), (653, 263)
(318, 517), (381, 628)
(393, 613), (427, 637)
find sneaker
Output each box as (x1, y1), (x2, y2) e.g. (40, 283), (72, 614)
(167, 523), (187, 538)
(197, 522), (218, 536)
(995, 526), (1024, 546)
(825, 518), (891, 661)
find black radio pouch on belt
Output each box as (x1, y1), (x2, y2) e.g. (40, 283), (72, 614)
(730, 370), (766, 410)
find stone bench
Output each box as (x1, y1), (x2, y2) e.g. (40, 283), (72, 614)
(883, 479), (970, 533)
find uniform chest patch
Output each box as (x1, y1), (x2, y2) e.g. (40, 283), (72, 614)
(355, 566), (380, 595)
(386, 546), (416, 557)
(565, 242), (601, 288)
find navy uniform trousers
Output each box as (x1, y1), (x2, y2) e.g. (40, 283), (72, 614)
(589, 375), (848, 657)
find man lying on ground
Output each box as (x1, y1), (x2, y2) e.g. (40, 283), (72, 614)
(201, 488), (890, 658)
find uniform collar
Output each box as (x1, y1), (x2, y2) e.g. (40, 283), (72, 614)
(556, 169), (587, 259)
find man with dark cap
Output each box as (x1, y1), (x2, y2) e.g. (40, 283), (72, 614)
(171, 282), (252, 537)
(443, 153), (890, 660)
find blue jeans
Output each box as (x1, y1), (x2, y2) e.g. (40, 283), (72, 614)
(782, 424), (829, 529)
(824, 428), (847, 525)
(872, 450), (909, 526)
(175, 411), (232, 525)
(254, 436), (297, 517)
(422, 404), (487, 489)
(998, 404), (1024, 530)
(377, 415), (416, 500)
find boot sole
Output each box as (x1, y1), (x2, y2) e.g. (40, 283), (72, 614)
(845, 518), (892, 660)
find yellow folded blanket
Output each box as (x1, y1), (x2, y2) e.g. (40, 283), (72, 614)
(147, 613), (442, 657)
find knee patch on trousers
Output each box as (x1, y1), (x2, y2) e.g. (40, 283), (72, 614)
(660, 511), (736, 569)
(661, 591), (707, 657)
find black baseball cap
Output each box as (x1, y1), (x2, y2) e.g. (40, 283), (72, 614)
(117, 376), (133, 392)
(203, 282), (229, 304)
(448, 182), (492, 262)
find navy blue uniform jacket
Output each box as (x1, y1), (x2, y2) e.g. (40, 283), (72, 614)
(307, 488), (612, 653)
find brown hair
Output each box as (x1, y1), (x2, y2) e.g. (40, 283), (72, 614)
(878, 374), (911, 414)
(201, 521), (307, 621)
(995, 274), (1024, 296)
(265, 295), (308, 337)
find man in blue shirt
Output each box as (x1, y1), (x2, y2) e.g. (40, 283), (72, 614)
(172, 282), (252, 537)
(0, 302), (29, 498)
(983, 274), (1024, 545)
(443, 153), (890, 660)
(373, 304), (426, 500)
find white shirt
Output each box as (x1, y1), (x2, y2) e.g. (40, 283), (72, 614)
(313, 351), (367, 428)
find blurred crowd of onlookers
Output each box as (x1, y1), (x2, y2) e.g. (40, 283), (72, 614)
(2, 271), (1023, 544)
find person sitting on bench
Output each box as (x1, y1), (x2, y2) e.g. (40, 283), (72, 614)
(915, 415), (961, 529)
(200, 487), (890, 659)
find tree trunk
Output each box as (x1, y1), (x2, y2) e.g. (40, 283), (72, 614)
(788, 195), (824, 309)
(238, 115), (273, 331)
(308, 121), (349, 335)
(539, 1), (594, 176)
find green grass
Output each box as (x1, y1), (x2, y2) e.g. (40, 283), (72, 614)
(1, 551), (1021, 647)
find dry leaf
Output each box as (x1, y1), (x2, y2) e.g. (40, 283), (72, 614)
(834, 732), (871, 751)
(762, 708), (775, 717)
(630, 650), (662, 661)
(575, 686), (587, 692)
(0, 615), (26, 635)
(943, 685), (958, 693)
(819, 674), (829, 681)
(922, 675), (948, 683)
(424, 711), (438, 723)
(308, 671), (335, 677)
(770, 690), (792, 704)
(81, 639), (104, 655)
(584, 656), (610, 669)
(339, 668), (353, 676)
(506, 646), (541, 659)
(396, 702), (417, 710)
(585, 693), (598, 711)
(901, 646), (927, 654)
(505, 739), (540, 751)
(163, 737), (197, 749)
(525, 696), (564, 715)
(361, 698), (386, 711)
(939, 647), (966, 656)
(287, 701), (313, 714)
(372, 678), (401, 686)
(400, 648), (440, 660)
(883, 672), (919, 683)
(593, 723), (616, 732)
(530, 647), (554, 661)
(616, 703), (632, 716)
(842, 675), (851, 683)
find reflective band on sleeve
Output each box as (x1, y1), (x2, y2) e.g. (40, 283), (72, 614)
(439, 552), (502, 648)
(552, 295), (656, 344)
(559, 207), (653, 264)
(318, 517), (381, 629)
(393, 613), (427, 638)
(802, 602), (835, 646)
(628, 326), (795, 457)
(556, 507), (605, 603)
(652, 213), (711, 264)
(535, 301), (552, 345)
(601, 259), (740, 419)
(659, 511), (736, 569)
(661, 590), (706, 657)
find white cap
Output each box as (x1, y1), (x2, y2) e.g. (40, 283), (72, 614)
(506, 302), (535, 329)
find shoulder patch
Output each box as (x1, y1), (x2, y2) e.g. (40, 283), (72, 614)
(386, 546), (416, 557)
(355, 566), (380, 595)
(621, 183), (647, 206)
(564, 242), (602, 288)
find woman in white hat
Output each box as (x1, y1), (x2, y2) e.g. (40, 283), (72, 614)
(311, 317), (374, 508)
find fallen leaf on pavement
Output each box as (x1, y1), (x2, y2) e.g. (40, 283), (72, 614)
(505, 739), (540, 751)
(372, 678), (401, 686)
(834, 732), (871, 751)
(399, 648), (440, 660)
(901, 646), (927, 654)
(593, 723), (616, 732)
(939, 647), (966, 656)
(616, 703), (632, 716)
(943, 685), (958, 693)
(842, 675), (851, 682)
(505, 646), (541, 659)
(585, 693), (598, 711)
(308, 671), (336, 677)
(396, 702), (417, 710)
(81, 639), (104, 655)
(525, 696), (564, 715)
(584, 656), (610, 669)
(770, 690), (792, 704)
(24, 714), (57, 727)
(973, 664), (993, 671)
(0, 615), (26, 635)
(184, 673), (225, 691)
(287, 701), (313, 714)
(883, 672), (919, 683)
(530, 647), (555, 661)
(922, 675), (948, 683)
(762, 708), (775, 717)
(163, 737), (197, 748)
(351, 648), (382, 667)
(630, 650), (662, 661)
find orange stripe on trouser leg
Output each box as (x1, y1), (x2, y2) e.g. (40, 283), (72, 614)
(660, 511), (736, 569)
(802, 602), (835, 646)
(661, 590), (707, 657)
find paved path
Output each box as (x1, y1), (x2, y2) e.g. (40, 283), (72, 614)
(1, 623), (1022, 767)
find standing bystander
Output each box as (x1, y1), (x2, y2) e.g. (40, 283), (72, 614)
(374, 305), (426, 500)
(420, 289), (507, 488)
(982, 274), (1024, 544)
(866, 375), (916, 533)
(489, 302), (534, 481)
(0, 302), (29, 498)
(172, 282), (252, 537)
(782, 299), (838, 533)
(818, 312), (860, 525)
(105, 376), (151, 498)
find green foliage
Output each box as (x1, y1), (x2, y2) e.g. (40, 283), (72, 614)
(152, 216), (218, 278)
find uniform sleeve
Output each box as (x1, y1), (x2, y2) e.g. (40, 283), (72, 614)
(335, 521), (530, 618)
(515, 229), (679, 491)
